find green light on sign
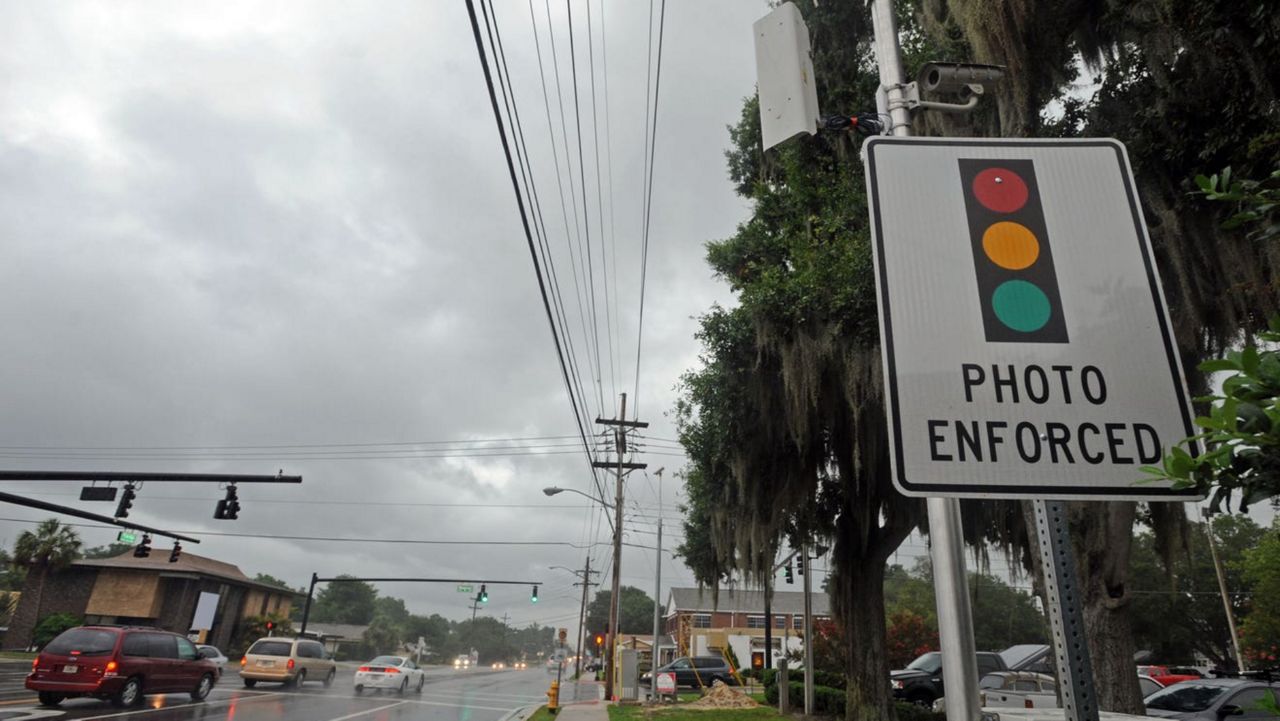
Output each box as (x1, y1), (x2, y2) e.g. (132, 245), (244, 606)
(457, 585), (473, 593)
(117, 531), (137, 543)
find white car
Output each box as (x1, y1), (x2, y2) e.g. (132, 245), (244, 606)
(196, 644), (229, 676)
(354, 656), (425, 695)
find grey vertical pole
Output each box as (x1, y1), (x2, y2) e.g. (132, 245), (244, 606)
(652, 469), (664, 680)
(802, 545), (814, 715)
(1033, 500), (1099, 721)
(868, 1), (981, 718)
(1205, 513), (1247, 673)
(764, 575), (773, 669)
(778, 658), (790, 715)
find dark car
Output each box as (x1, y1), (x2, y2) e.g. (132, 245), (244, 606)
(26, 626), (218, 708)
(641, 656), (738, 689)
(1145, 678), (1280, 720)
(890, 651), (1006, 707)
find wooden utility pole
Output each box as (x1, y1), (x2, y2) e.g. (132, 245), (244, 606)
(573, 556), (598, 678)
(592, 393), (647, 700)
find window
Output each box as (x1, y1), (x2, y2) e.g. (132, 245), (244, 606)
(248, 640), (293, 657)
(670, 659), (691, 670)
(793, 614), (805, 628)
(1138, 678), (1162, 697)
(198, 647), (220, 659)
(1013, 680), (1038, 692)
(176, 637), (199, 661)
(746, 616), (766, 629)
(775, 616), (786, 628)
(977, 655), (1002, 677)
(148, 634), (178, 660)
(298, 642), (323, 659)
(122, 633), (151, 657)
(693, 658), (724, 669)
(1224, 688), (1274, 717)
(979, 676), (1004, 690)
(691, 614), (711, 628)
(46, 629), (118, 657)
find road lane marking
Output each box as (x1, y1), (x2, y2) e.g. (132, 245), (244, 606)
(68, 691), (285, 720)
(322, 701), (407, 720)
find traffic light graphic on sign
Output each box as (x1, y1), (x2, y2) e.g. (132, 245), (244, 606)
(958, 159), (1068, 343)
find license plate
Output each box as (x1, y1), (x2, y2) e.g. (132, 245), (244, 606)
(62, 665), (78, 674)
(259, 660), (275, 667)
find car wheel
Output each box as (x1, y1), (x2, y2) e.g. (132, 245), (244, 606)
(398, 678), (408, 695)
(355, 685), (364, 695)
(323, 669), (335, 688)
(910, 693), (934, 708)
(416, 676), (424, 694)
(37, 692), (63, 707)
(244, 678), (257, 688)
(112, 676), (143, 708)
(292, 669), (307, 688)
(191, 673), (214, 702)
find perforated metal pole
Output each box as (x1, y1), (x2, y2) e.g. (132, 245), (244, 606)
(1033, 500), (1099, 721)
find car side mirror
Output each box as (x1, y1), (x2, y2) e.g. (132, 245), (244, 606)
(1218, 705), (1244, 717)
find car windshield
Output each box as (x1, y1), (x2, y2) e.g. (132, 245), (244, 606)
(1145, 683), (1230, 712)
(247, 640), (294, 657)
(371, 656), (403, 666)
(44, 629), (116, 657)
(199, 647), (220, 658)
(979, 675), (1005, 689)
(907, 653), (942, 674)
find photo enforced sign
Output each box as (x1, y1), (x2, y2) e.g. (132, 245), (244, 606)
(862, 138), (1199, 500)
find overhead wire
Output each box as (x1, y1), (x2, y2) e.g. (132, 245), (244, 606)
(584, 0), (617, 406)
(632, 0), (668, 418)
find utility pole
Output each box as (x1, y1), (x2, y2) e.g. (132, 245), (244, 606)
(1205, 512), (1247, 673)
(572, 557), (598, 678)
(651, 467), (665, 678)
(592, 392), (648, 700)
(764, 572), (773, 670)
(866, 2), (982, 720)
(802, 545), (814, 716)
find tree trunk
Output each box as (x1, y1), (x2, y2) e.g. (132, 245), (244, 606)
(1068, 501), (1145, 715)
(842, 558), (894, 721)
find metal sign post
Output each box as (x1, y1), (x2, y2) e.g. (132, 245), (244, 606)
(1034, 500), (1099, 721)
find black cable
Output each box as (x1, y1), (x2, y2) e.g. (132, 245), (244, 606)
(463, 0), (599, 490)
(633, 0), (667, 416)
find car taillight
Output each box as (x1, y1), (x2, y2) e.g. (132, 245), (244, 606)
(387, 668), (399, 674)
(106, 661), (118, 673)
(241, 657), (247, 666)
(31, 658), (38, 671)
(359, 666), (370, 672)
(287, 658), (295, 670)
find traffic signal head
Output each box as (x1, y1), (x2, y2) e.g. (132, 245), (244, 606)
(959, 159), (1067, 343)
(796, 557), (804, 577)
(480, 585), (488, 604)
(784, 563), (794, 584)
(168, 541), (182, 563)
(594, 634), (604, 647)
(133, 533), (151, 558)
(214, 484), (240, 520)
(115, 484), (137, 519)
(266, 621), (275, 632)
(531, 585), (538, 603)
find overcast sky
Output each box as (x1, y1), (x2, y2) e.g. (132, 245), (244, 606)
(0, 0), (790, 630)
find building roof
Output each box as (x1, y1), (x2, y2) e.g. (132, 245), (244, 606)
(667, 587), (831, 616)
(73, 551), (299, 595)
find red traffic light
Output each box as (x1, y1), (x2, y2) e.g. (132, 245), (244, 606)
(265, 622), (274, 630)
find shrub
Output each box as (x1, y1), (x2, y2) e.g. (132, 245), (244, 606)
(32, 613), (81, 649)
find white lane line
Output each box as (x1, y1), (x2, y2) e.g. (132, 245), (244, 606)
(240, 690), (515, 711)
(322, 701), (407, 721)
(69, 691), (285, 720)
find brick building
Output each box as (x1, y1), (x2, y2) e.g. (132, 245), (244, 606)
(663, 587), (831, 666)
(5, 551), (297, 651)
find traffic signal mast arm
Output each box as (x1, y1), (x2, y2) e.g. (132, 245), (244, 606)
(0, 470), (301, 483)
(0, 488), (200, 544)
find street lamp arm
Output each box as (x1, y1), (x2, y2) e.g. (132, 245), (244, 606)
(542, 486), (615, 509)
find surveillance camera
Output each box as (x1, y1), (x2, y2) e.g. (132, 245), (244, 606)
(917, 62), (1006, 98)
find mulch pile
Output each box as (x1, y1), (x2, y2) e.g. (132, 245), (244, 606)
(683, 680), (759, 710)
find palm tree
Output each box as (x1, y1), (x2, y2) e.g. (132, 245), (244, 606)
(12, 519), (83, 625)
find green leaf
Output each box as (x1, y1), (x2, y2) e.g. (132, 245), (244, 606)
(1195, 174), (1213, 192)
(1243, 345), (1261, 375)
(1199, 358), (1240, 372)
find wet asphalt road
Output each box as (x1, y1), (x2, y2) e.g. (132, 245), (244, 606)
(0, 661), (599, 721)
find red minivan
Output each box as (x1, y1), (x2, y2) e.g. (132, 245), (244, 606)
(26, 626), (219, 708)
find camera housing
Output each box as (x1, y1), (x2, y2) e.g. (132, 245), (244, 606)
(917, 62), (1006, 99)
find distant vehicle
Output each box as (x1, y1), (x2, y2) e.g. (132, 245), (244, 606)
(354, 655), (425, 695)
(239, 637), (336, 688)
(891, 651), (1006, 707)
(454, 654), (473, 669)
(1138, 665), (1203, 688)
(979, 710), (1150, 721)
(197, 645), (228, 675)
(514, 661), (527, 669)
(26, 626), (218, 708)
(492, 662), (505, 669)
(640, 657), (737, 689)
(974, 672), (1058, 710)
(1144, 678), (1280, 720)
(1139, 674), (1166, 699)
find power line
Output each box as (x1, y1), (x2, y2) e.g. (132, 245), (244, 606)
(0, 434), (582, 452)
(632, 0), (668, 416)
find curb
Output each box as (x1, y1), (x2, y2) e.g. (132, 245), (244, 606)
(498, 702), (543, 721)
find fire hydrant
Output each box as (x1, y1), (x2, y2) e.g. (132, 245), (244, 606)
(546, 680), (560, 715)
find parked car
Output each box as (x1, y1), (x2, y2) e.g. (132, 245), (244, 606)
(1145, 678), (1280, 720)
(1138, 674), (1166, 699)
(891, 651), (1007, 707)
(1138, 665), (1203, 687)
(26, 626), (218, 708)
(975, 671), (1058, 709)
(640, 657), (738, 689)
(196, 644), (228, 675)
(354, 655), (425, 695)
(239, 637), (336, 688)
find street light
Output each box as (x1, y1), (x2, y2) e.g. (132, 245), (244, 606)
(542, 486), (615, 508)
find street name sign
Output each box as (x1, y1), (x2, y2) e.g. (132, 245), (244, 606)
(863, 137), (1198, 500)
(117, 531), (137, 543)
(457, 584), (473, 593)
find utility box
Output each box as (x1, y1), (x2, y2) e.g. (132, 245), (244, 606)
(620, 649), (639, 700)
(754, 2), (820, 151)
